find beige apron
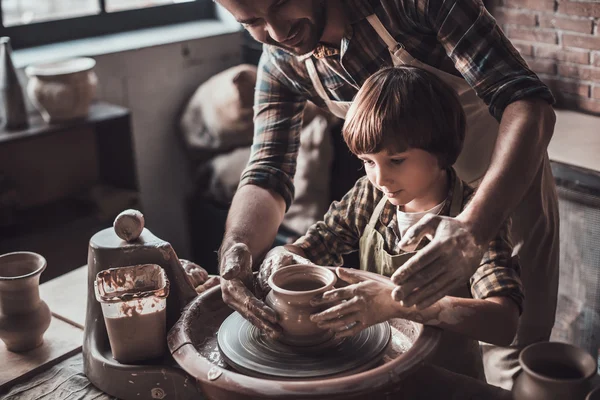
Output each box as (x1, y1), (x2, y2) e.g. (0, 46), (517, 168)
(305, 13), (560, 388)
(357, 174), (486, 380)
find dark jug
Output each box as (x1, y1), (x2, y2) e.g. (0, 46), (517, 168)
(513, 342), (597, 400)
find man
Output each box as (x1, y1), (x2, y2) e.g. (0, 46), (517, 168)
(215, 0), (558, 389)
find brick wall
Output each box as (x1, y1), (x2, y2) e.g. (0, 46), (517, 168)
(491, 0), (600, 115)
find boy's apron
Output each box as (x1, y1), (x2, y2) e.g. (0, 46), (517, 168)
(305, 13), (560, 388)
(357, 174), (486, 380)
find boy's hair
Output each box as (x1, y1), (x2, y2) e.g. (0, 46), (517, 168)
(342, 66), (466, 168)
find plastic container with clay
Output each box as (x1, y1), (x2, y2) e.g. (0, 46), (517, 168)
(94, 264), (169, 364)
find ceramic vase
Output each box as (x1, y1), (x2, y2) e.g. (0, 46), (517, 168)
(25, 57), (97, 123)
(0, 252), (51, 352)
(265, 264), (336, 346)
(513, 342), (598, 400)
(0, 37), (29, 130)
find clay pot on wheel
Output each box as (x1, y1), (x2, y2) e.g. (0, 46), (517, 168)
(25, 57), (98, 123)
(513, 342), (598, 400)
(265, 264), (336, 346)
(0, 252), (51, 352)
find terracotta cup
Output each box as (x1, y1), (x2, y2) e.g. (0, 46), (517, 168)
(265, 264), (336, 347)
(0, 252), (51, 352)
(513, 342), (598, 400)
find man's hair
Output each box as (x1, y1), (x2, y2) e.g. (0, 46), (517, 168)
(342, 66), (466, 168)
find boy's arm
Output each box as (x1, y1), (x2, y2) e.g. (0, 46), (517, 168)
(292, 176), (379, 266)
(395, 296), (519, 346)
(310, 268), (518, 346)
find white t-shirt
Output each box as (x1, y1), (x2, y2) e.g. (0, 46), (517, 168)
(396, 201), (446, 238)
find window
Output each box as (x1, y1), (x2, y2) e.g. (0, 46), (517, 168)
(0, 0), (215, 49)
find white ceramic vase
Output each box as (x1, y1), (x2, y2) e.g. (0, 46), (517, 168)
(25, 57), (98, 123)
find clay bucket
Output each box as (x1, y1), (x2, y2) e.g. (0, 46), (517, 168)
(513, 342), (598, 400)
(265, 264), (336, 346)
(0, 252), (51, 352)
(94, 263), (170, 364)
(168, 267), (442, 400)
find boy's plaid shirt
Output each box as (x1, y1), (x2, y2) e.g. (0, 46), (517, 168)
(239, 0), (555, 210)
(294, 168), (524, 312)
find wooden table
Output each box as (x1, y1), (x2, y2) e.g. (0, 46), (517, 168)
(1, 265), (514, 399)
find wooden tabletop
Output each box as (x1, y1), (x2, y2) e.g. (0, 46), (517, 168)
(2, 265), (514, 399)
(39, 265), (88, 329)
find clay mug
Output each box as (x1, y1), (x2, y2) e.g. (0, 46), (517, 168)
(0, 252), (51, 352)
(265, 264), (336, 346)
(587, 386), (600, 400)
(513, 342), (598, 400)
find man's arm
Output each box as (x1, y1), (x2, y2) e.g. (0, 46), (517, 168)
(218, 48), (308, 337)
(459, 98), (555, 243)
(390, 0), (555, 308)
(220, 185), (286, 276)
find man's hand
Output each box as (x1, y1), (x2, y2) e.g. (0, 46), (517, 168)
(219, 243), (281, 338)
(390, 214), (484, 309)
(257, 245), (314, 294)
(181, 259), (221, 294)
(309, 267), (398, 338)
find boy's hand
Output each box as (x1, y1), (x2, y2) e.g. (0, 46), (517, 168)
(181, 259), (220, 294)
(391, 214), (484, 309)
(220, 243), (281, 339)
(257, 245), (314, 294)
(309, 267), (398, 338)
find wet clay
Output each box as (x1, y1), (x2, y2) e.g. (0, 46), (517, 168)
(104, 305), (166, 364)
(280, 279), (324, 291)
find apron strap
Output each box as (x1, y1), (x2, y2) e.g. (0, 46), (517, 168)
(366, 14), (401, 53)
(449, 173), (464, 218)
(368, 196), (389, 228)
(305, 58), (331, 105)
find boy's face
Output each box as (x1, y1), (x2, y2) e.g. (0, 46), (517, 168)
(358, 149), (444, 209)
(217, 0), (327, 56)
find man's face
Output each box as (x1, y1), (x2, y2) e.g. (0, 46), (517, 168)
(217, 0), (327, 56)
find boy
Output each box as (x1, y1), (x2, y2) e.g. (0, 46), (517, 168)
(261, 66), (523, 380)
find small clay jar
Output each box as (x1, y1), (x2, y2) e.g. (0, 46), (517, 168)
(265, 264), (336, 347)
(25, 57), (98, 123)
(513, 342), (598, 400)
(0, 252), (51, 352)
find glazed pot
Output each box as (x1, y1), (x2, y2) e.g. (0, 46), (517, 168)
(513, 342), (598, 400)
(265, 264), (336, 346)
(0, 252), (51, 352)
(25, 57), (97, 123)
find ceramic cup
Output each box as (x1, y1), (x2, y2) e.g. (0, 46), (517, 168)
(587, 387), (600, 400)
(513, 342), (598, 400)
(265, 264), (336, 347)
(0, 252), (51, 352)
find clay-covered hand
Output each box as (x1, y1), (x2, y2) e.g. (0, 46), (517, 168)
(181, 259), (221, 294)
(181, 259), (209, 287)
(257, 245), (314, 294)
(390, 214), (484, 309)
(309, 267), (398, 338)
(220, 243), (281, 338)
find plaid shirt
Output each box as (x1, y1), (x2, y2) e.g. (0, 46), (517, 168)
(294, 169), (524, 312)
(240, 0), (555, 209)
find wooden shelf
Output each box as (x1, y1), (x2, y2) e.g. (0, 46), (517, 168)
(0, 102), (129, 146)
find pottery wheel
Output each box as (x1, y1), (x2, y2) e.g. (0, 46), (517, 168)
(217, 312), (391, 379)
